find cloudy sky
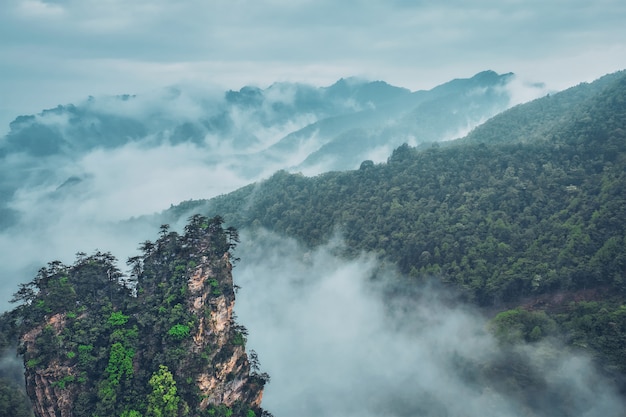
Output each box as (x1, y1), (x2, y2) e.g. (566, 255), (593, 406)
(1, 0), (626, 132)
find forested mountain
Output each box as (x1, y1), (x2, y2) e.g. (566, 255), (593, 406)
(165, 71), (626, 377)
(0, 216), (268, 417)
(461, 70), (625, 145)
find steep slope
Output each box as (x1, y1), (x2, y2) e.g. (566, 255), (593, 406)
(7, 216), (268, 417)
(198, 70), (625, 298)
(461, 70), (625, 145)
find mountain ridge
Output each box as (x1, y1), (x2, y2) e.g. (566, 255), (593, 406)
(0, 69), (625, 416)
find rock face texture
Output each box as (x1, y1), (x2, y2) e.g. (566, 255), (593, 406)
(186, 252), (263, 410)
(21, 314), (77, 417)
(17, 215), (267, 417)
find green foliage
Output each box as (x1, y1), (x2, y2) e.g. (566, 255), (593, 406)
(205, 404), (234, 417)
(31, 325), (59, 368)
(8, 205), (265, 416)
(77, 344), (94, 366)
(52, 374), (75, 389)
(105, 342), (135, 385)
(146, 365), (180, 417)
(555, 301), (626, 372)
(167, 324), (191, 341)
(25, 358), (40, 368)
(209, 279), (222, 296)
(490, 308), (557, 344)
(231, 332), (246, 346)
(108, 311), (130, 327)
(121, 410), (143, 417)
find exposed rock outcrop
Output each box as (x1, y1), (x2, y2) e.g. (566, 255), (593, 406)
(16, 215), (267, 417)
(25, 363), (76, 417)
(186, 252), (263, 409)
(21, 314), (77, 417)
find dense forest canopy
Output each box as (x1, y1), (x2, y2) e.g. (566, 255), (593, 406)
(188, 72), (626, 302)
(165, 71), (626, 377)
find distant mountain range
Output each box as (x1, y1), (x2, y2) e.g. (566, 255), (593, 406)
(0, 71), (525, 230)
(1, 70), (516, 160)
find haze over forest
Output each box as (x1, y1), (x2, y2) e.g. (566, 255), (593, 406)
(1, 68), (625, 417)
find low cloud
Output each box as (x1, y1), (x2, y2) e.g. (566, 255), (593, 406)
(502, 74), (552, 107)
(234, 230), (625, 417)
(0, 349), (26, 387)
(0, 140), (251, 310)
(0, 83), (329, 310)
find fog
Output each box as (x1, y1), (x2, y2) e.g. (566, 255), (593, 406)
(3, 0), (625, 136)
(0, 84), (322, 310)
(0, 143), (255, 311)
(234, 230), (625, 417)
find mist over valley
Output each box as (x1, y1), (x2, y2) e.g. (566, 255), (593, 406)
(0, 69), (625, 416)
(3, 0), (626, 414)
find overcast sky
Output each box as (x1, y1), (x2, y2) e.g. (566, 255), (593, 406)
(1, 0), (626, 132)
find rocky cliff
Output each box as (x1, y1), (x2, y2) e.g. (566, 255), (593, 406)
(15, 215), (268, 417)
(21, 313), (77, 417)
(184, 251), (263, 409)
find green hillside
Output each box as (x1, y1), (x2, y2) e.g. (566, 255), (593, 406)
(461, 70), (625, 145)
(175, 71), (626, 375)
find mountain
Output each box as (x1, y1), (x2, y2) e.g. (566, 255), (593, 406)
(262, 71), (515, 173)
(163, 70), (626, 376)
(0, 72), (510, 159)
(0, 71), (523, 232)
(0, 71), (532, 320)
(153, 67), (626, 415)
(0, 70), (625, 417)
(2, 216), (268, 417)
(461, 70), (625, 145)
